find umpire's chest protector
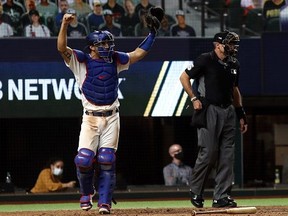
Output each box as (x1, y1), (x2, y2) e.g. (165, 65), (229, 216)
(79, 52), (118, 105)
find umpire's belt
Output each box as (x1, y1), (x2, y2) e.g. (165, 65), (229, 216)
(211, 103), (232, 109)
(85, 108), (119, 117)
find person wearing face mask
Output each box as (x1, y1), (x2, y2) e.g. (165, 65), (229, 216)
(30, 158), (76, 193)
(163, 144), (192, 186)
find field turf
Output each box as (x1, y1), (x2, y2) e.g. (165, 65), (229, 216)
(0, 198), (287, 212)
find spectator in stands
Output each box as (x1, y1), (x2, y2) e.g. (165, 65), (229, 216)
(121, 0), (139, 36)
(87, 0), (104, 33)
(99, 9), (121, 36)
(36, 0), (58, 35)
(262, 0), (286, 30)
(21, 0), (37, 33)
(158, 14), (171, 36)
(163, 144), (192, 186)
(170, 9), (196, 37)
(134, 8), (149, 36)
(67, 11), (88, 37)
(24, 9), (51, 37)
(135, 0), (154, 17)
(30, 158), (76, 193)
(70, 0), (92, 21)
(241, 0), (255, 16)
(0, 1), (13, 26)
(36, 0), (58, 20)
(2, 0), (25, 36)
(102, 0), (125, 25)
(0, 1), (14, 37)
(55, 0), (69, 33)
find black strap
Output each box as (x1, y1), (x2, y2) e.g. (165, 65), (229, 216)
(85, 108), (119, 117)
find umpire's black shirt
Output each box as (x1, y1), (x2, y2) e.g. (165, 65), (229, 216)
(185, 51), (240, 106)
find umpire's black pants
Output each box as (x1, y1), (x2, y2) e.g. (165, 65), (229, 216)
(190, 104), (236, 200)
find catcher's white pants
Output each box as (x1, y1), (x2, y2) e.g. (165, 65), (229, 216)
(77, 112), (120, 154)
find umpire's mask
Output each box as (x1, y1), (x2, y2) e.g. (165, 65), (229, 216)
(222, 31), (240, 57)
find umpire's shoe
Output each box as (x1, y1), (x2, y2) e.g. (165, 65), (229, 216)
(190, 190), (204, 208)
(212, 196), (237, 208)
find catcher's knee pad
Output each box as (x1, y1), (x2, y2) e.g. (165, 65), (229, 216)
(97, 148), (116, 207)
(74, 148), (95, 169)
(97, 148), (116, 170)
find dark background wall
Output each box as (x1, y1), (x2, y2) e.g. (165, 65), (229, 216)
(0, 117), (198, 189)
(0, 33), (288, 189)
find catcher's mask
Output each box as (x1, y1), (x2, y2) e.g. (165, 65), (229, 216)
(214, 30), (240, 57)
(86, 30), (115, 63)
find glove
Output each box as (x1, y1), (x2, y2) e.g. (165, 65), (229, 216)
(145, 6), (164, 34)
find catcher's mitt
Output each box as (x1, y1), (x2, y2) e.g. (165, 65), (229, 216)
(145, 6), (164, 33)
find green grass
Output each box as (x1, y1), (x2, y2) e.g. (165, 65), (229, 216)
(0, 198), (287, 212)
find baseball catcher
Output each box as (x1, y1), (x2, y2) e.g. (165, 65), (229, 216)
(57, 6), (163, 215)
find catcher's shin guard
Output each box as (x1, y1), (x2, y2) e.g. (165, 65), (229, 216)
(97, 148), (116, 209)
(75, 148), (96, 195)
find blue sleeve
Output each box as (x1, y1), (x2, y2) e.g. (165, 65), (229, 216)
(73, 49), (87, 63)
(138, 32), (156, 51)
(115, 51), (129, 65)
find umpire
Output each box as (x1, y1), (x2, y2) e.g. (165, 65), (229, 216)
(179, 30), (248, 208)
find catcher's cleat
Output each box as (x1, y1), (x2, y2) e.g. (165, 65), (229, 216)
(99, 204), (111, 214)
(80, 191), (96, 211)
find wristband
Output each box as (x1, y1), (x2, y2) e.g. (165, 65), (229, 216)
(138, 32), (155, 51)
(191, 96), (198, 102)
(235, 107), (247, 124)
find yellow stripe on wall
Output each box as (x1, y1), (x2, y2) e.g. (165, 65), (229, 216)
(143, 61), (169, 117)
(175, 91), (189, 116)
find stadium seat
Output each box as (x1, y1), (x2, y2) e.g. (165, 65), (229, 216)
(265, 17), (280, 32)
(226, 0), (244, 33)
(205, 0), (226, 18)
(242, 8), (263, 36)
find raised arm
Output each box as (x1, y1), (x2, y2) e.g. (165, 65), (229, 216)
(57, 13), (74, 64)
(128, 6), (164, 65)
(128, 32), (155, 65)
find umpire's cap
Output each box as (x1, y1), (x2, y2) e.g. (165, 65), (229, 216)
(213, 31), (229, 44)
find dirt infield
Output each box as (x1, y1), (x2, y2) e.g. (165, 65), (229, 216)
(0, 206), (287, 216)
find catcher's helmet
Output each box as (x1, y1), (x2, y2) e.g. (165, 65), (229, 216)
(86, 30), (115, 63)
(213, 30), (240, 57)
